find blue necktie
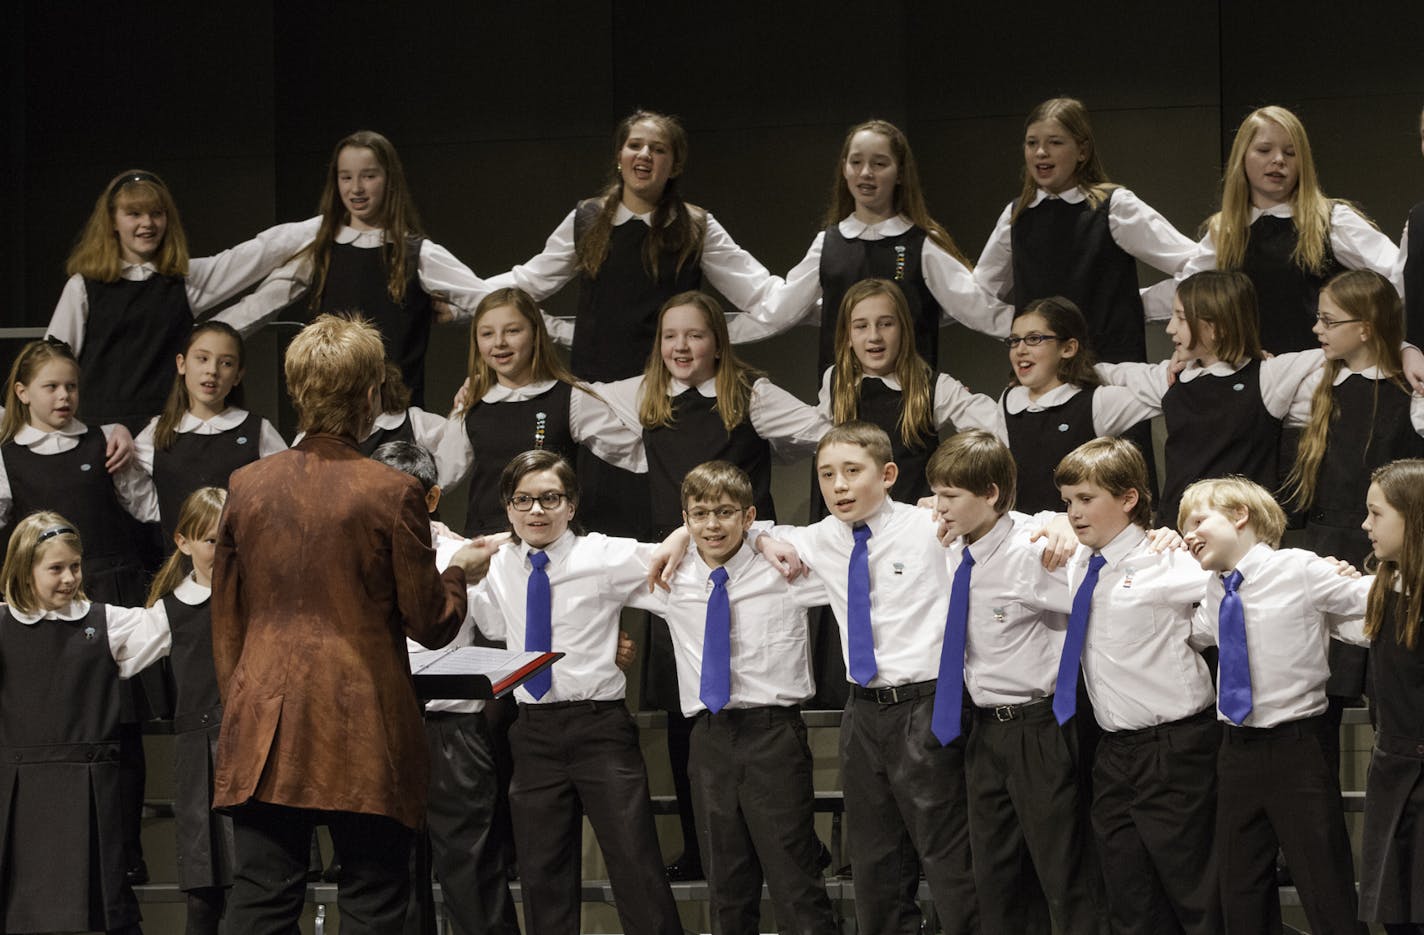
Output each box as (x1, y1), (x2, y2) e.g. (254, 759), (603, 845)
(524, 550), (552, 700)
(700, 566), (732, 713)
(1218, 569), (1253, 725)
(931, 547), (974, 745)
(1054, 553), (1107, 725)
(847, 524), (877, 687)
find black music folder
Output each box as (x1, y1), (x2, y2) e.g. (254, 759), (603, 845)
(410, 646), (562, 700)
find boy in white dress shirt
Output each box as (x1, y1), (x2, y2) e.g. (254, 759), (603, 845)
(754, 421), (978, 935)
(1178, 476), (1371, 935)
(465, 449), (682, 935)
(1053, 437), (1221, 935)
(636, 460), (835, 935)
(926, 429), (1107, 935)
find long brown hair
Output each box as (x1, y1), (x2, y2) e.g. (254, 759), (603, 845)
(576, 111), (703, 280)
(2, 339), (81, 444)
(823, 119), (971, 265)
(639, 291), (761, 433)
(1364, 460), (1424, 649)
(66, 169), (190, 281)
(456, 287), (584, 418)
(1010, 297), (1101, 390)
(830, 278), (935, 448)
(153, 322), (247, 451)
(146, 487), (226, 607)
(1176, 271), (1264, 367)
(292, 130), (424, 309)
(1284, 270), (1407, 509)
(1011, 98), (1119, 223)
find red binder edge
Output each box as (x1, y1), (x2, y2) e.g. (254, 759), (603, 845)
(490, 651), (562, 697)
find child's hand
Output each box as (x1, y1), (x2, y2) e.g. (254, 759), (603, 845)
(614, 630), (637, 672)
(1028, 514), (1078, 571)
(647, 527), (691, 591)
(431, 296), (456, 324)
(449, 532), (510, 583)
(1145, 527), (1186, 552)
(1165, 351), (1190, 387)
(1403, 345), (1424, 394)
(451, 377), (472, 414)
(757, 536), (805, 581)
(1321, 555), (1363, 578)
(915, 494), (937, 511)
(105, 424), (135, 473)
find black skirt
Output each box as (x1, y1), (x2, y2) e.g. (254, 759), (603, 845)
(1360, 733), (1424, 922)
(173, 714), (235, 891)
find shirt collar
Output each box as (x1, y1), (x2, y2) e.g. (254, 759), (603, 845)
(368, 409), (409, 433)
(1249, 203), (1294, 222)
(1003, 382), (1081, 414)
(692, 539), (756, 583)
(1334, 365), (1386, 385)
(1179, 358), (1249, 381)
(334, 226), (388, 246)
(10, 598), (91, 624)
(613, 202), (680, 228)
(838, 496), (896, 540)
(13, 419), (87, 445)
(1027, 186), (1087, 209)
(177, 407), (249, 434)
(173, 575), (211, 605)
(667, 376), (717, 398)
(482, 379), (558, 403)
(1097, 523), (1148, 570)
(837, 213), (913, 240)
(862, 372), (903, 391)
(518, 529), (575, 566)
(959, 512), (1015, 564)
(119, 261), (158, 281)
(1228, 541), (1275, 584)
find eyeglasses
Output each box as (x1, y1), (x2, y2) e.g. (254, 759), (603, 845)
(1003, 333), (1062, 349)
(685, 506), (745, 524)
(1314, 315), (1363, 329)
(508, 492), (569, 511)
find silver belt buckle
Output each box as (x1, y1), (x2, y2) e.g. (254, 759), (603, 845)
(876, 686), (900, 704)
(992, 704), (1017, 722)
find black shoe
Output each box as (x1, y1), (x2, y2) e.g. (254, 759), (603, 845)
(665, 856), (703, 882)
(126, 859), (149, 886)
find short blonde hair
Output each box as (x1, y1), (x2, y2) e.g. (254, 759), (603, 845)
(1, 511), (86, 615)
(815, 421), (893, 470)
(284, 314), (385, 437)
(926, 430), (1016, 513)
(1176, 476), (1285, 547)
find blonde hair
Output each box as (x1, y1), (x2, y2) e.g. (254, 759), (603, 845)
(456, 287), (584, 418)
(1176, 271), (1264, 366)
(284, 314), (385, 437)
(1011, 98), (1118, 223)
(293, 131), (424, 308)
(639, 291), (761, 433)
(925, 429), (1016, 513)
(1365, 460), (1424, 649)
(576, 111), (703, 280)
(146, 487), (226, 607)
(1176, 476), (1286, 547)
(830, 279), (935, 448)
(815, 420), (893, 469)
(153, 322), (246, 450)
(1053, 437), (1154, 528)
(1284, 270), (1408, 510)
(825, 119), (971, 265)
(1208, 106), (1357, 274)
(65, 170), (190, 281)
(2, 339), (81, 444)
(1, 511), (86, 615)
(680, 460), (755, 511)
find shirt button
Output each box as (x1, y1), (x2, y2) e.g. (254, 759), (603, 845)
(86, 750), (95, 761)
(1416, 744), (1424, 756)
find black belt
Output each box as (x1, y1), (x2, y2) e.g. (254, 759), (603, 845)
(974, 697), (1051, 723)
(850, 680), (936, 705)
(1222, 712), (1326, 742)
(1103, 706), (1215, 744)
(519, 699), (625, 715)
(173, 704), (223, 733)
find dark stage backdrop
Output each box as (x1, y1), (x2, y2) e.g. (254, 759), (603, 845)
(6, 0), (1424, 522)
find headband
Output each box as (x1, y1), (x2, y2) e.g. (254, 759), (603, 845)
(36, 525), (77, 545)
(109, 171), (163, 203)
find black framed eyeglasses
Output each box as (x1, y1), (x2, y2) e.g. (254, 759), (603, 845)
(1004, 333), (1063, 349)
(508, 492), (569, 511)
(1314, 315), (1363, 329)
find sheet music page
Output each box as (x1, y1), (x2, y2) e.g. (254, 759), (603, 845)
(410, 646), (548, 680)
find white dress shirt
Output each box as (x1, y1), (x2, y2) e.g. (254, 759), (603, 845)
(171, 574), (210, 607)
(1179, 202), (1399, 284)
(47, 217), (322, 356)
(1190, 542), (1372, 728)
(727, 214), (1014, 344)
(487, 203), (785, 346)
(218, 226), (490, 335)
(447, 379), (649, 483)
(468, 531), (657, 704)
(815, 369), (1001, 434)
(1096, 349), (1326, 428)
(7, 598), (172, 679)
(598, 375), (829, 469)
(408, 522), (487, 715)
(1069, 525), (1216, 731)
(945, 512), (1071, 707)
(133, 407), (286, 476)
(974, 186), (1198, 323)
(631, 541), (822, 716)
(765, 499), (952, 687)
(0, 421), (158, 526)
